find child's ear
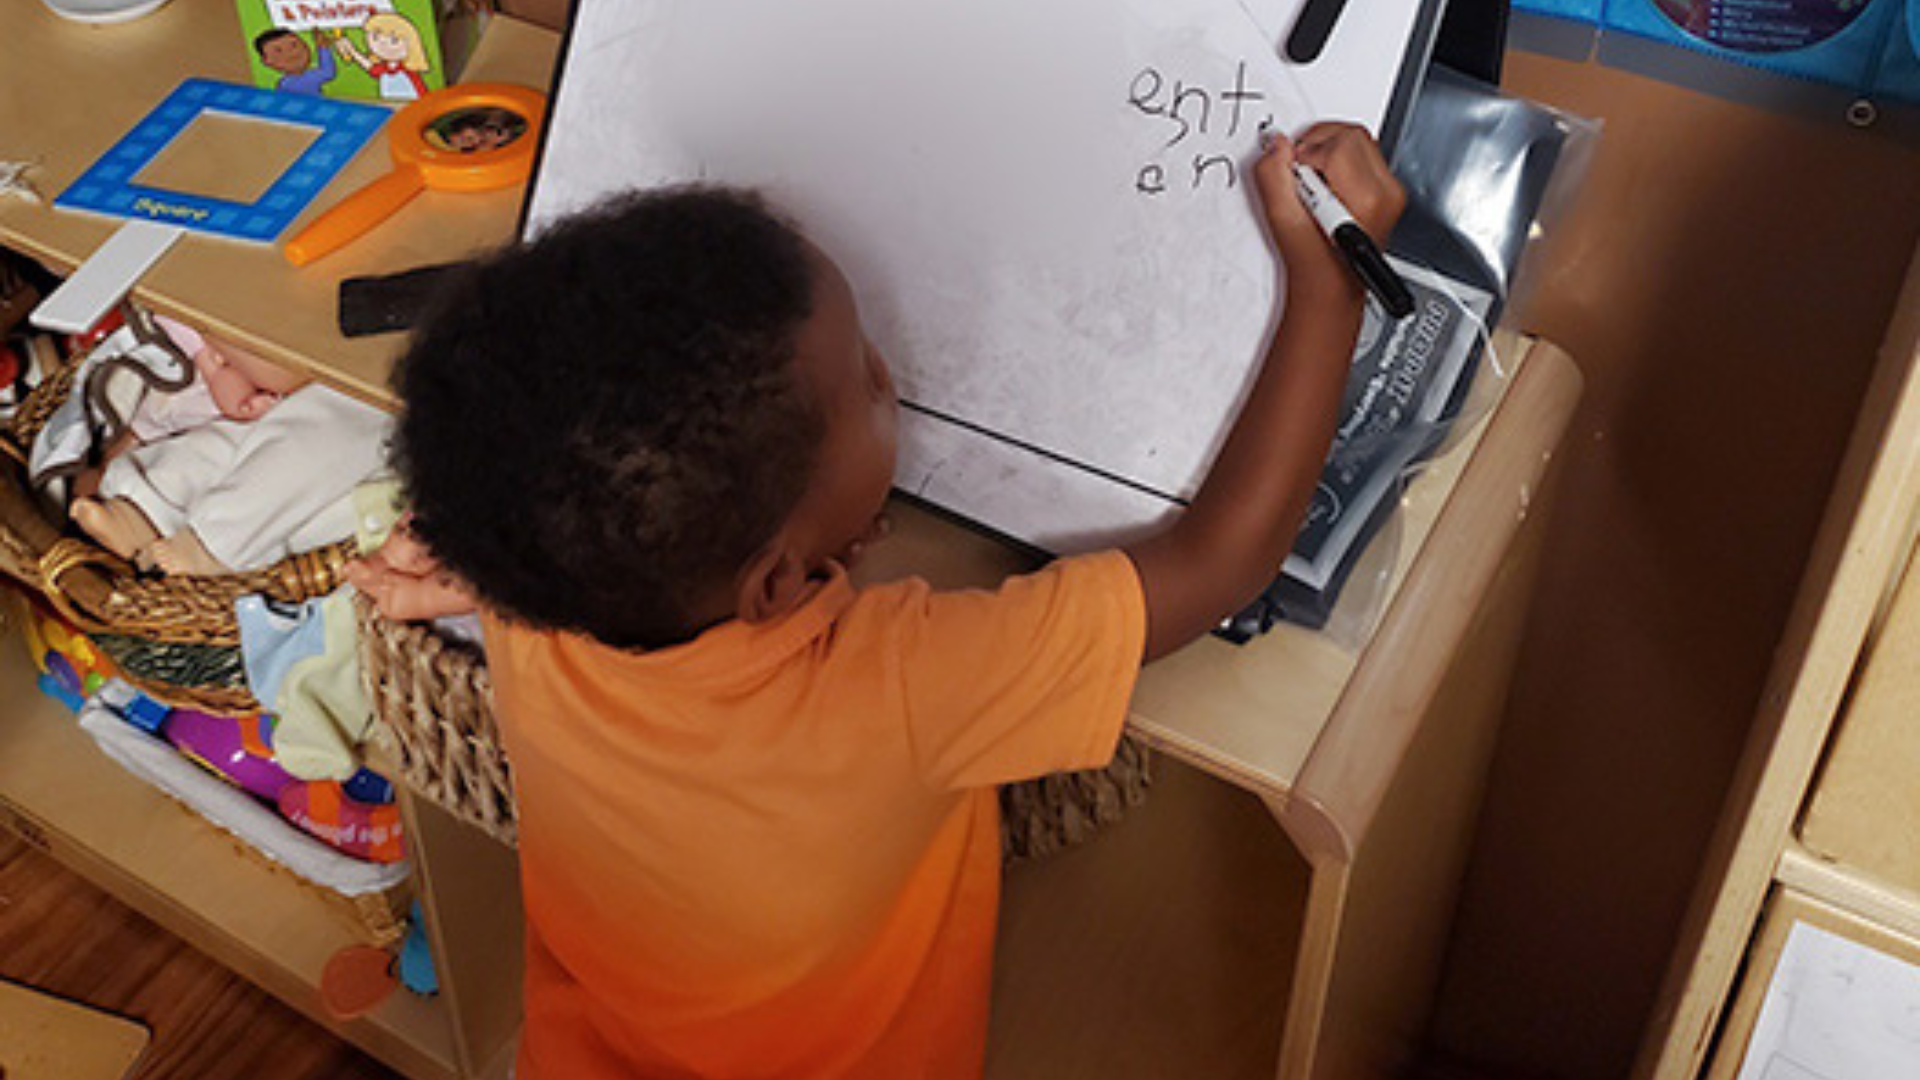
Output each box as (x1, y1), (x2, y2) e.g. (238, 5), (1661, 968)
(734, 540), (811, 624)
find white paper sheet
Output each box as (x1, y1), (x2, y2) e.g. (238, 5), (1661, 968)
(1736, 921), (1920, 1080)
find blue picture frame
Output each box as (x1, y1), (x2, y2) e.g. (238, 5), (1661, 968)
(55, 78), (388, 244)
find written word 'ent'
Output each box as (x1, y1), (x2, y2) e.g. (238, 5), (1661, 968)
(1127, 60), (1273, 196)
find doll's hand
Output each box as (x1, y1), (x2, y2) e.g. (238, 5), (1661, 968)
(346, 526), (478, 622)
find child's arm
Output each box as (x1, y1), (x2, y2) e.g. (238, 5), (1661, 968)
(1125, 123), (1405, 662)
(334, 36), (371, 70)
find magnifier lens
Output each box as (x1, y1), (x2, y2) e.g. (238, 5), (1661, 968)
(428, 106), (530, 154)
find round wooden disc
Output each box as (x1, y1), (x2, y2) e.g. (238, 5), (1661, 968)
(320, 945), (397, 1020)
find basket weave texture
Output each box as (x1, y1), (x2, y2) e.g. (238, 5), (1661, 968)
(356, 596), (1153, 861)
(356, 595), (519, 845)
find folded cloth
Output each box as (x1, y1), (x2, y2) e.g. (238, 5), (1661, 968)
(237, 589), (374, 782)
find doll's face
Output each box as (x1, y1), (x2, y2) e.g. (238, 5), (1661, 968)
(194, 337), (311, 422)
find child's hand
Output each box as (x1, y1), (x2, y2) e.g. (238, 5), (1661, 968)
(1253, 123), (1406, 293)
(346, 520), (479, 623)
(1126, 125), (1403, 661)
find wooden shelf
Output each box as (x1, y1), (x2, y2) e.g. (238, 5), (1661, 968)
(1635, 247), (1920, 1080)
(988, 757), (1311, 1080)
(0, 1), (559, 409)
(0, 598), (459, 1080)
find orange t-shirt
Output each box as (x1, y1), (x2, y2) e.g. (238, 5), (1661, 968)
(483, 550), (1146, 1079)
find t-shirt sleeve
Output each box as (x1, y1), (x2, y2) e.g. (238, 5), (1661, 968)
(889, 550), (1147, 790)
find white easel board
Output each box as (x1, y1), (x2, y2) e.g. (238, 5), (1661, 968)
(527, 0), (1437, 551)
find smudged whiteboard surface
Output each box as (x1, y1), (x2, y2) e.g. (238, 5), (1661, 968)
(529, 0), (1425, 551)
(1736, 922), (1920, 1080)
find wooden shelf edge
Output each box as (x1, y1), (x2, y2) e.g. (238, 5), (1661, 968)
(1777, 843), (1920, 945)
(1633, 246), (1920, 1080)
(0, 604), (460, 1080)
(1287, 339), (1583, 862)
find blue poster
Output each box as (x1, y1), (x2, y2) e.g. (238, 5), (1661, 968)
(1513, 0), (1606, 21)
(1872, 0), (1920, 101)
(1606, 0), (1894, 90)
(1514, 0), (1920, 107)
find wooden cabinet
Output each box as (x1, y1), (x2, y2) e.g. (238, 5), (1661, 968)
(0, 3), (1584, 1077)
(0, 6), (556, 1079)
(1636, 246), (1920, 1079)
(1797, 540), (1920, 916)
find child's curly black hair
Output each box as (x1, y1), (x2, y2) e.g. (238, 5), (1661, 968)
(394, 186), (824, 649)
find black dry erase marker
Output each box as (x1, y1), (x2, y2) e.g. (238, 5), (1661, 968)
(1290, 162), (1415, 320)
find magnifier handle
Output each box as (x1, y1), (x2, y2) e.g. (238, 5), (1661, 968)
(284, 169), (427, 268)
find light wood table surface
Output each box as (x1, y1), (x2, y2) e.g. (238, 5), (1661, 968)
(0, 0), (554, 407)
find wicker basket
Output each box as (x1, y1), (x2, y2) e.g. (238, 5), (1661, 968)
(195, 789), (410, 947)
(357, 595), (1153, 863)
(357, 595), (518, 845)
(0, 329), (351, 714)
(0, 316), (407, 944)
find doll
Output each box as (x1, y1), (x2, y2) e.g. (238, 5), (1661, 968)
(71, 317), (391, 577)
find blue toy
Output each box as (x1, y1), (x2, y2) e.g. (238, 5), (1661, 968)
(56, 78), (387, 244)
(399, 900), (439, 995)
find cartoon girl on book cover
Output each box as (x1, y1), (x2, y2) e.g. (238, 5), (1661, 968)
(335, 12), (433, 102)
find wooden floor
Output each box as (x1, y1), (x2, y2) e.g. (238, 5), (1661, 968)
(0, 830), (400, 1080)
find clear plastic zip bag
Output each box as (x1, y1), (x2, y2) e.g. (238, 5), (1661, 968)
(1220, 67), (1601, 649)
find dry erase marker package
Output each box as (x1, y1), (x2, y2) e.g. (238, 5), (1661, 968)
(235, 0), (494, 106)
(1223, 69), (1602, 646)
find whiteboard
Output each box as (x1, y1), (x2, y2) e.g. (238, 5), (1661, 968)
(528, 0), (1434, 552)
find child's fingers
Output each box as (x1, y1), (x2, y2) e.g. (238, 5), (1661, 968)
(1252, 134), (1311, 233)
(1291, 123), (1378, 177)
(1291, 124), (1404, 237)
(376, 526), (443, 577)
(346, 558), (479, 622)
(1293, 120), (1358, 154)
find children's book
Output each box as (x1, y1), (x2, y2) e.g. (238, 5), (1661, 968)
(234, 0), (491, 105)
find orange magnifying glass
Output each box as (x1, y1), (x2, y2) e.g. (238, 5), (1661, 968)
(284, 83), (547, 267)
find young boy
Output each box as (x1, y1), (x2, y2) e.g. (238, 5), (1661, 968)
(357, 123), (1402, 1078)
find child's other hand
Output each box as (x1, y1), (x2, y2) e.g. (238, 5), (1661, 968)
(346, 523), (479, 623)
(1254, 123), (1406, 292)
